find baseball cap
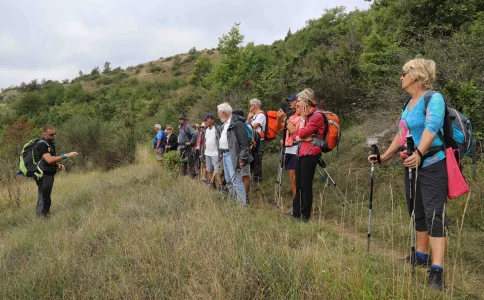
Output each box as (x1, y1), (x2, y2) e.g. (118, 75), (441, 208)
(203, 113), (215, 121)
(286, 93), (297, 102)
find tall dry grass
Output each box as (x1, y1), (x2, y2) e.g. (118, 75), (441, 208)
(0, 118), (482, 298)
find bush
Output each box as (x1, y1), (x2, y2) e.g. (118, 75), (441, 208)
(161, 150), (186, 172)
(172, 55), (182, 71)
(96, 76), (114, 85)
(148, 65), (163, 73)
(113, 72), (129, 83)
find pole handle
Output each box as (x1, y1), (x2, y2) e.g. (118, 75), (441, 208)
(371, 144), (381, 164)
(406, 135), (415, 156)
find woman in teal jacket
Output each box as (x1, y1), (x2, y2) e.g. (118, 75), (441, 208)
(368, 58), (447, 291)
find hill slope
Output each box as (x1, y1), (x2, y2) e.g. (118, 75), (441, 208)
(1, 119), (482, 299)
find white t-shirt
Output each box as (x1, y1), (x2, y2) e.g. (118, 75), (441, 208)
(219, 117), (231, 150)
(285, 144), (298, 155)
(204, 126), (218, 156)
(251, 112), (266, 135)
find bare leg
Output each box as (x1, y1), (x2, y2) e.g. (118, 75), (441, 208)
(417, 231), (429, 254)
(242, 175), (250, 195)
(430, 237), (447, 266)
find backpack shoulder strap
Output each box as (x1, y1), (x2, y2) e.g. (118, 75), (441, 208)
(402, 98), (411, 112)
(308, 109), (326, 139)
(423, 90), (438, 111)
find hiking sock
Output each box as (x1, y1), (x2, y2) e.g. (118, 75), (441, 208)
(431, 264), (443, 270)
(416, 251), (429, 261)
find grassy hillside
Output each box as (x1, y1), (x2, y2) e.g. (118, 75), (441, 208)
(1, 119), (482, 299)
(1, 1), (483, 179)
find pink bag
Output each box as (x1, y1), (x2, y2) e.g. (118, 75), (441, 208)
(446, 147), (470, 199)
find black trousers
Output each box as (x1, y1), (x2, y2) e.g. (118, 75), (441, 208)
(250, 140), (265, 182)
(179, 147), (195, 176)
(292, 154), (321, 220)
(405, 159), (448, 237)
(35, 174), (55, 216)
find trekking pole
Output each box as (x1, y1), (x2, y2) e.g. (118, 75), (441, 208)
(406, 135), (416, 275)
(275, 122), (287, 208)
(317, 159), (347, 207)
(367, 144), (381, 252)
(472, 137), (477, 176)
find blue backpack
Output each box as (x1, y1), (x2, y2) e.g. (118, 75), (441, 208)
(402, 90), (476, 173)
(245, 123), (261, 153)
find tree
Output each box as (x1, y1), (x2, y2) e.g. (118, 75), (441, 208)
(91, 67), (100, 76)
(285, 28), (292, 41)
(188, 47), (199, 61)
(218, 23), (244, 59)
(79, 70), (84, 77)
(189, 55), (213, 88)
(172, 55), (182, 71)
(103, 61), (112, 74)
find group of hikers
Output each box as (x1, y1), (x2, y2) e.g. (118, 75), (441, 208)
(152, 97), (272, 206)
(26, 58), (475, 291)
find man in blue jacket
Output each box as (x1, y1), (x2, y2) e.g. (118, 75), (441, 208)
(153, 124), (166, 161)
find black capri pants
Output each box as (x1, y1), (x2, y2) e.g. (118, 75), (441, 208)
(405, 159), (448, 237)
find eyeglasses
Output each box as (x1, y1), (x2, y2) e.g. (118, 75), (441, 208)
(47, 132), (56, 137)
(200, 126), (205, 129)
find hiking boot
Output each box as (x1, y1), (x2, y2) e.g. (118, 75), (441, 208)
(402, 253), (432, 268)
(427, 266), (444, 291)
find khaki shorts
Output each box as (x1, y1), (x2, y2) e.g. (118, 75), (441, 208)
(156, 148), (164, 160)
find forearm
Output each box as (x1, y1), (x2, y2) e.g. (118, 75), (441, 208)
(156, 140), (161, 149)
(416, 129), (436, 154)
(380, 134), (401, 162)
(44, 155), (65, 164)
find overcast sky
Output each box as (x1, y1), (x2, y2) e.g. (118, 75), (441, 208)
(0, 0), (370, 90)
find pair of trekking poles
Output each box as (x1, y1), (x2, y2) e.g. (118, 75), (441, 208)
(367, 136), (418, 274)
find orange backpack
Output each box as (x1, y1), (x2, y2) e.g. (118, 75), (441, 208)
(254, 111), (278, 141)
(309, 110), (341, 152)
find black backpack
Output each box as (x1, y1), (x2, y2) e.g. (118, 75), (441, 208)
(18, 139), (48, 179)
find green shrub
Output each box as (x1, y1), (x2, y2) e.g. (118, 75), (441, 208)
(148, 65), (163, 73)
(96, 76), (114, 85)
(161, 150), (186, 171)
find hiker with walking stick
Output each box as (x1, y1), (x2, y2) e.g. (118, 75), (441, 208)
(367, 58), (448, 291)
(177, 114), (198, 177)
(292, 88), (325, 222)
(217, 103), (253, 206)
(276, 93), (300, 201)
(202, 113), (222, 188)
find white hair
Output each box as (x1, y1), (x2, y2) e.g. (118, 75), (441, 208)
(154, 124), (161, 129)
(217, 103), (233, 115)
(249, 98), (261, 107)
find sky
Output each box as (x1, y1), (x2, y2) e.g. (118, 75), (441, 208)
(0, 0), (370, 90)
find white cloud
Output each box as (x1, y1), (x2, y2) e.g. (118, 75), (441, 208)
(0, 0), (370, 90)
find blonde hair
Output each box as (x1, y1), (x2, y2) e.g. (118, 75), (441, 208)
(297, 88), (318, 107)
(166, 125), (173, 130)
(403, 58), (436, 89)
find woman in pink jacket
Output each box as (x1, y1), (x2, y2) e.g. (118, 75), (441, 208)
(292, 88), (325, 222)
